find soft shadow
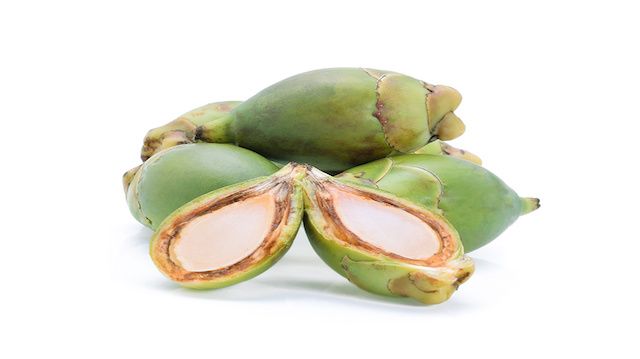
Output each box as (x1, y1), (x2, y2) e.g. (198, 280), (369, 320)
(270, 278), (425, 305)
(275, 255), (324, 267)
(158, 281), (294, 302)
(468, 256), (503, 271)
(123, 225), (153, 248)
(258, 277), (449, 309)
(161, 275), (474, 312)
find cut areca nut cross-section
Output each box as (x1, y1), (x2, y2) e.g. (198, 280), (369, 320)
(148, 163), (474, 304)
(150, 164), (305, 289)
(301, 167), (474, 305)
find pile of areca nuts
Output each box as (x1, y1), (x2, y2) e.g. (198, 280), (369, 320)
(124, 68), (539, 305)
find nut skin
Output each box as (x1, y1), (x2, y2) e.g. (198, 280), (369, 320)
(185, 68), (465, 173)
(338, 155), (540, 252)
(301, 169), (474, 305)
(149, 164), (306, 289)
(126, 143), (278, 229)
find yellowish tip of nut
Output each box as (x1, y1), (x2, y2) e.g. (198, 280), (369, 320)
(435, 112), (465, 140)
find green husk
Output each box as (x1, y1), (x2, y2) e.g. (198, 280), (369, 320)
(338, 155), (539, 252)
(143, 68), (465, 172)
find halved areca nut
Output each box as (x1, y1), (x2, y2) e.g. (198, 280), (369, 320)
(150, 164), (305, 289)
(302, 167), (474, 305)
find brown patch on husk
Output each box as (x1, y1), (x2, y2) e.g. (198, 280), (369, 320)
(362, 69), (399, 152)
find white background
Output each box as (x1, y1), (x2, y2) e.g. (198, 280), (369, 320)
(1, 1), (638, 358)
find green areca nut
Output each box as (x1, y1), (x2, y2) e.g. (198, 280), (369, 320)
(126, 143), (278, 229)
(142, 68), (466, 172)
(338, 154), (539, 252)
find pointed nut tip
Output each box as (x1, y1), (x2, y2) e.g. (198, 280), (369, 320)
(521, 197), (541, 215)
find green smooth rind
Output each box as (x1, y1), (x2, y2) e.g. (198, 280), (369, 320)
(230, 68), (392, 172)
(150, 166), (304, 289)
(197, 68), (463, 173)
(127, 143), (278, 229)
(340, 154), (534, 252)
(413, 140), (447, 156)
(302, 174), (472, 304)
